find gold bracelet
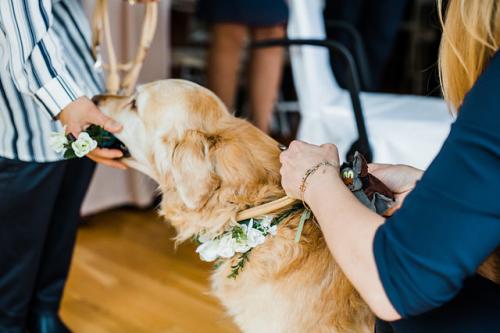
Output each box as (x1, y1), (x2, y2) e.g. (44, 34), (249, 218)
(299, 161), (336, 208)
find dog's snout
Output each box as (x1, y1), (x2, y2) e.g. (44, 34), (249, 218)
(91, 94), (104, 105)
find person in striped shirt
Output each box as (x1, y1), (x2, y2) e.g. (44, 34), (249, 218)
(0, 1), (127, 332)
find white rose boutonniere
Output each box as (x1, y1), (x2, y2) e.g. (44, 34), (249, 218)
(49, 125), (129, 159)
(71, 132), (98, 158)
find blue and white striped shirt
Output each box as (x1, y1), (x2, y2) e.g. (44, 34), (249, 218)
(0, 0), (104, 162)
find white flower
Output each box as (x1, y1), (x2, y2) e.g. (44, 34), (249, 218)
(196, 239), (220, 262)
(234, 240), (251, 253)
(268, 225), (278, 236)
(246, 227), (266, 248)
(197, 233), (212, 244)
(260, 216), (273, 228)
(259, 216), (277, 235)
(217, 235), (236, 258)
(71, 132), (98, 157)
(49, 128), (68, 153)
(195, 217), (275, 263)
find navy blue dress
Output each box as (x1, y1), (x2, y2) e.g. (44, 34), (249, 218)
(373, 51), (500, 332)
(197, 0), (288, 27)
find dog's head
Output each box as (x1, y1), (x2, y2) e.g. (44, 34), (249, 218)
(97, 79), (284, 240)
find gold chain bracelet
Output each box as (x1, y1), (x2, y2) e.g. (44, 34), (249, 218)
(299, 161), (336, 208)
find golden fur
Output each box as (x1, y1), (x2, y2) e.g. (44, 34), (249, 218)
(98, 78), (500, 331)
(98, 79), (373, 333)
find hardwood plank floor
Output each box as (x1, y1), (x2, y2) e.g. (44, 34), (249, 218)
(61, 208), (240, 333)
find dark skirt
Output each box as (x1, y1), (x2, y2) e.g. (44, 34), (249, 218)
(197, 0), (288, 27)
(376, 274), (500, 333)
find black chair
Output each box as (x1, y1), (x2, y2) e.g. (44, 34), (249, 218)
(251, 38), (373, 162)
(325, 20), (374, 91)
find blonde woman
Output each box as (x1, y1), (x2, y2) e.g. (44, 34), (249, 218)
(280, 0), (499, 332)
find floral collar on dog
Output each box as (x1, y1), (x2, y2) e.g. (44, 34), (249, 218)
(195, 204), (304, 279)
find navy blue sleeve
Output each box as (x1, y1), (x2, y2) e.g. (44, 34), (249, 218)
(373, 52), (500, 318)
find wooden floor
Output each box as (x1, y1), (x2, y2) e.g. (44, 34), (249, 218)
(61, 208), (240, 333)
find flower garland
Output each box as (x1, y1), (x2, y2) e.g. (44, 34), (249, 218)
(195, 204), (304, 279)
(49, 125), (129, 159)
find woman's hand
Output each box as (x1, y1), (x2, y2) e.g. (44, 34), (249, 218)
(59, 97), (127, 170)
(368, 163), (423, 215)
(282, 144), (401, 320)
(279, 141), (340, 201)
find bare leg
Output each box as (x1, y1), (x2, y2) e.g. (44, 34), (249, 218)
(249, 25), (286, 132)
(207, 24), (248, 111)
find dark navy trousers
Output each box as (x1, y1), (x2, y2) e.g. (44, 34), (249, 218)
(0, 157), (95, 330)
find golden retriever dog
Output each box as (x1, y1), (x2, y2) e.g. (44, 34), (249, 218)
(96, 79), (500, 333)
(97, 79), (373, 333)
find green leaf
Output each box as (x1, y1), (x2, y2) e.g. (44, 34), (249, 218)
(213, 259), (225, 270)
(63, 149), (77, 159)
(227, 252), (250, 279)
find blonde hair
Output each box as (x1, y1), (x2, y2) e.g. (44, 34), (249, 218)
(438, 0), (500, 109)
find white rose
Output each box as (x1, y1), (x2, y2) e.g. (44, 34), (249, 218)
(234, 239), (251, 253)
(217, 235), (236, 258)
(268, 225), (278, 236)
(260, 216), (273, 228)
(246, 228), (266, 248)
(71, 132), (98, 157)
(49, 129), (68, 153)
(197, 233), (212, 244)
(196, 240), (220, 262)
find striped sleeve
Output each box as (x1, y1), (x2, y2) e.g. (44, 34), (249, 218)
(0, 0), (83, 118)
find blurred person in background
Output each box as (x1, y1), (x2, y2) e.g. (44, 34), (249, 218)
(325, 0), (408, 90)
(198, 0), (288, 133)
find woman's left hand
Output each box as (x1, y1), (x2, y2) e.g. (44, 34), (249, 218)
(279, 141), (340, 201)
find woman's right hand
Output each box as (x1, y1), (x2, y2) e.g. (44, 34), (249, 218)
(58, 97), (127, 169)
(368, 163), (423, 216)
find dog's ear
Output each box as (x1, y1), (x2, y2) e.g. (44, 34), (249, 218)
(170, 130), (220, 210)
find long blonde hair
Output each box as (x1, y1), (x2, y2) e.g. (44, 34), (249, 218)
(438, 0), (500, 109)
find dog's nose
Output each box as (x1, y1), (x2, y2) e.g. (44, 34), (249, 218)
(91, 94), (104, 105)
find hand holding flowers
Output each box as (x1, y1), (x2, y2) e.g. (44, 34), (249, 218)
(58, 97), (126, 169)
